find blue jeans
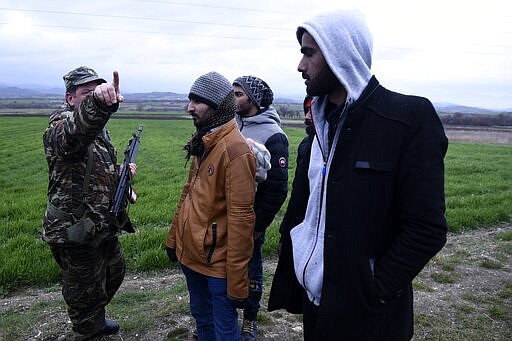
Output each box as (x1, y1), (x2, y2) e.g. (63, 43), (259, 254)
(243, 232), (265, 320)
(180, 264), (241, 341)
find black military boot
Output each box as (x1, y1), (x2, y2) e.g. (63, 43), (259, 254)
(75, 319), (120, 340)
(102, 319), (120, 335)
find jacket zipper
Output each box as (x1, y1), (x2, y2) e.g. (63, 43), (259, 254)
(301, 101), (347, 290)
(302, 114), (328, 287)
(302, 160), (327, 287)
(177, 158), (200, 262)
(189, 158), (200, 198)
(207, 222), (217, 263)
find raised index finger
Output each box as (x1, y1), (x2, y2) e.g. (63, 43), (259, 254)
(112, 71), (120, 93)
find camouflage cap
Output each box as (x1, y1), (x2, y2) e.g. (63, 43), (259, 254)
(63, 66), (106, 91)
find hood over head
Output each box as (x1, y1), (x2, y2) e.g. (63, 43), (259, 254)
(297, 8), (373, 103)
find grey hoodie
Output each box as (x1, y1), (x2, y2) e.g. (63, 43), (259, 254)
(236, 106), (284, 143)
(290, 8), (373, 305)
(236, 106), (289, 233)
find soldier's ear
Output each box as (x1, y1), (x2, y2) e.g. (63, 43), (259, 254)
(65, 92), (75, 107)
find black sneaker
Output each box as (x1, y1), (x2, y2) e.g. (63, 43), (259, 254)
(241, 319), (257, 341)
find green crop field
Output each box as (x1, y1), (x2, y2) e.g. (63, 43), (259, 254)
(0, 116), (511, 294)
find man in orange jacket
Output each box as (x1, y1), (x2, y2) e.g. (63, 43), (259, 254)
(166, 71), (256, 341)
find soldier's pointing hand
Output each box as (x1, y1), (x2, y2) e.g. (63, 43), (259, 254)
(94, 71), (124, 107)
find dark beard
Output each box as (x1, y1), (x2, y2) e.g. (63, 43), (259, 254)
(184, 92), (236, 161)
(305, 124), (313, 135)
(236, 98), (253, 117)
(306, 64), (339, 97)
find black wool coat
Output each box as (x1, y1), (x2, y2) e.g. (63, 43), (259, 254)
(268, 77), (448, 340)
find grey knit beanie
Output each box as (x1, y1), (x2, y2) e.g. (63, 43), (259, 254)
(189, 71), (233, 109)
(184, 71), (237, 161)
(233, 75), (274, 109)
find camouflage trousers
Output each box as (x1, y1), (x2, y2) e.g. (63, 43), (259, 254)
(50, 237), (125, 337)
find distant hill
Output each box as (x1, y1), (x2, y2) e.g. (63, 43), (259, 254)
(123, 92), (187, 101)
(123, 93), (301, 104)
(274, 97), (301, 104)
(1, 84), (509, 113)
(0, 85), (189, 102)
(0, 85), (62, 98)
(433, 102), (507, 114)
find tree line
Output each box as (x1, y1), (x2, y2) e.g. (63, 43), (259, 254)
(439, 112), (512, 126)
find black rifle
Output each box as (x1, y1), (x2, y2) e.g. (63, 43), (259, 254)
(110, 125), (143, 218)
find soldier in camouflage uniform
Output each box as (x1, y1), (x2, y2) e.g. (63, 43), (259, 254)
(42, 66), (135, 340)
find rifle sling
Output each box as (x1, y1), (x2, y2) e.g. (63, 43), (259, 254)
(82, 145), (94, 196)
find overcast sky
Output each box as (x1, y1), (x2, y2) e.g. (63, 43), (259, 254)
(1, 0), (511, 109)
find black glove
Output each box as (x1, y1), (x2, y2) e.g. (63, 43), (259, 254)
(166, 247), (178, 263)
(228, 296), (248, 309)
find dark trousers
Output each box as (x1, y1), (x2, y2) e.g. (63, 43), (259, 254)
(50, 237), (125, 336)
(303, 292), (319, 341)
(243, 231), (265, 320)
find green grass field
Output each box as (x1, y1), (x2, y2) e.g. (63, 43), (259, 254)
(0, 116), (511, 294)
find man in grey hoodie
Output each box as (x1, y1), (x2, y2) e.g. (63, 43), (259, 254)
(268, 9), (448, 340)
(233, 75), (289, 340)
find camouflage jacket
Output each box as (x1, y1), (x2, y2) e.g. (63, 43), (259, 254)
(42, 93), (120, 244)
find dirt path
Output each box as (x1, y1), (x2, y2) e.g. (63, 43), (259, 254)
(412, 224), (512, 339)
(2, 224), (511, 340)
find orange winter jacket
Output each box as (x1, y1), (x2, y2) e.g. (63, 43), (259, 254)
(166, 119), (256, 299)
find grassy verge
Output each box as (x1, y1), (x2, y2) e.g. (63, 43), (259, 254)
(0, 116), (511, 295)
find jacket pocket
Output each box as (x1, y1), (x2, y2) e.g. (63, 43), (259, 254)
(67, 218), (97, 246)
(206, 222), (217, 263)
(354, 160), (392, 172)
(367, 257), (385, 308)
(369, 258), (375, 279)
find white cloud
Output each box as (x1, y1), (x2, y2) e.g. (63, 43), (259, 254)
(1, 11), (35, 36)
(0, 0), (511, 109)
